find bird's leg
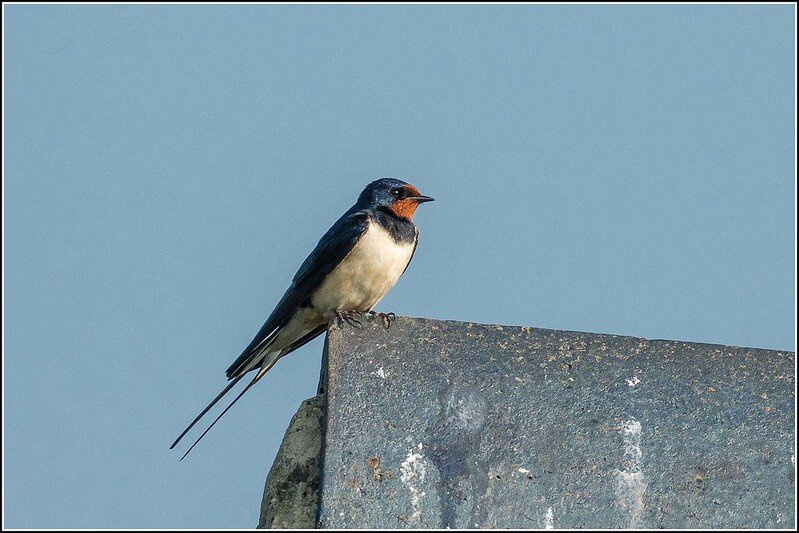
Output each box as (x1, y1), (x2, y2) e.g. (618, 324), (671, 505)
(368, 311), (396, 330)
(334, 309), (363, 328)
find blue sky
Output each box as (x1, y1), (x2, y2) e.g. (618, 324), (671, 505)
(4, 4), (795, 528)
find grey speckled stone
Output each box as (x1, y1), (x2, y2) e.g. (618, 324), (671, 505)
(258, 394), (324, 529)
(318, 316), (795, 529)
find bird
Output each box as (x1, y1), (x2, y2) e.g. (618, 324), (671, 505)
(171, 177), (434, 459)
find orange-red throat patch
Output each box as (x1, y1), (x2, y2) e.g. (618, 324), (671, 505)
(390, 198), (420, 220)
(389, 185), (423, 220)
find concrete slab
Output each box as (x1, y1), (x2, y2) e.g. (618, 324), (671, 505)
(317, 316), (795, 529)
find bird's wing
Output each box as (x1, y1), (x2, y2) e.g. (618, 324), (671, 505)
(170, 210), (370, 454)
(224, 210), (371, 379)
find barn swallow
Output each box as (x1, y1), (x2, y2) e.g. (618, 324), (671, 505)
(171, 177), (433, 459)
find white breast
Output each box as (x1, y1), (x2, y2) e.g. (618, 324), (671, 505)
(311, 220), (416, 315)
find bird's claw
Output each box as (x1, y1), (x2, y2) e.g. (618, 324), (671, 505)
(368, 311), (396, 330)
(334, 310), (363, 328)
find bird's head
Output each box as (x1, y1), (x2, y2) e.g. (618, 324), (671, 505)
(358, 177), (434, 220)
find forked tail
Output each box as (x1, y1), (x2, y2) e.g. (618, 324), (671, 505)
(177, 357), (279, 460)
(171, 350), (282, 460)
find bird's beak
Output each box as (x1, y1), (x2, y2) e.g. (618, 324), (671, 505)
(410, 195), (435, 203)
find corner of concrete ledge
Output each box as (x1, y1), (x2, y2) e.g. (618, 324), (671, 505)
(259, 315), (795, 529)
(257, 393), (325, 529)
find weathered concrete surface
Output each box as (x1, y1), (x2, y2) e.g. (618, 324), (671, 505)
(319, 316), (795, 529)
(258, 394), (324, 529)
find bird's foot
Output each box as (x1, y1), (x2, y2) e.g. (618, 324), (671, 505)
(334, 309), (363, 328)
(368, 311), (396, 330)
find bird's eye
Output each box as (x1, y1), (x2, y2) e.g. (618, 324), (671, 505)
(390, 188), (400, 197)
